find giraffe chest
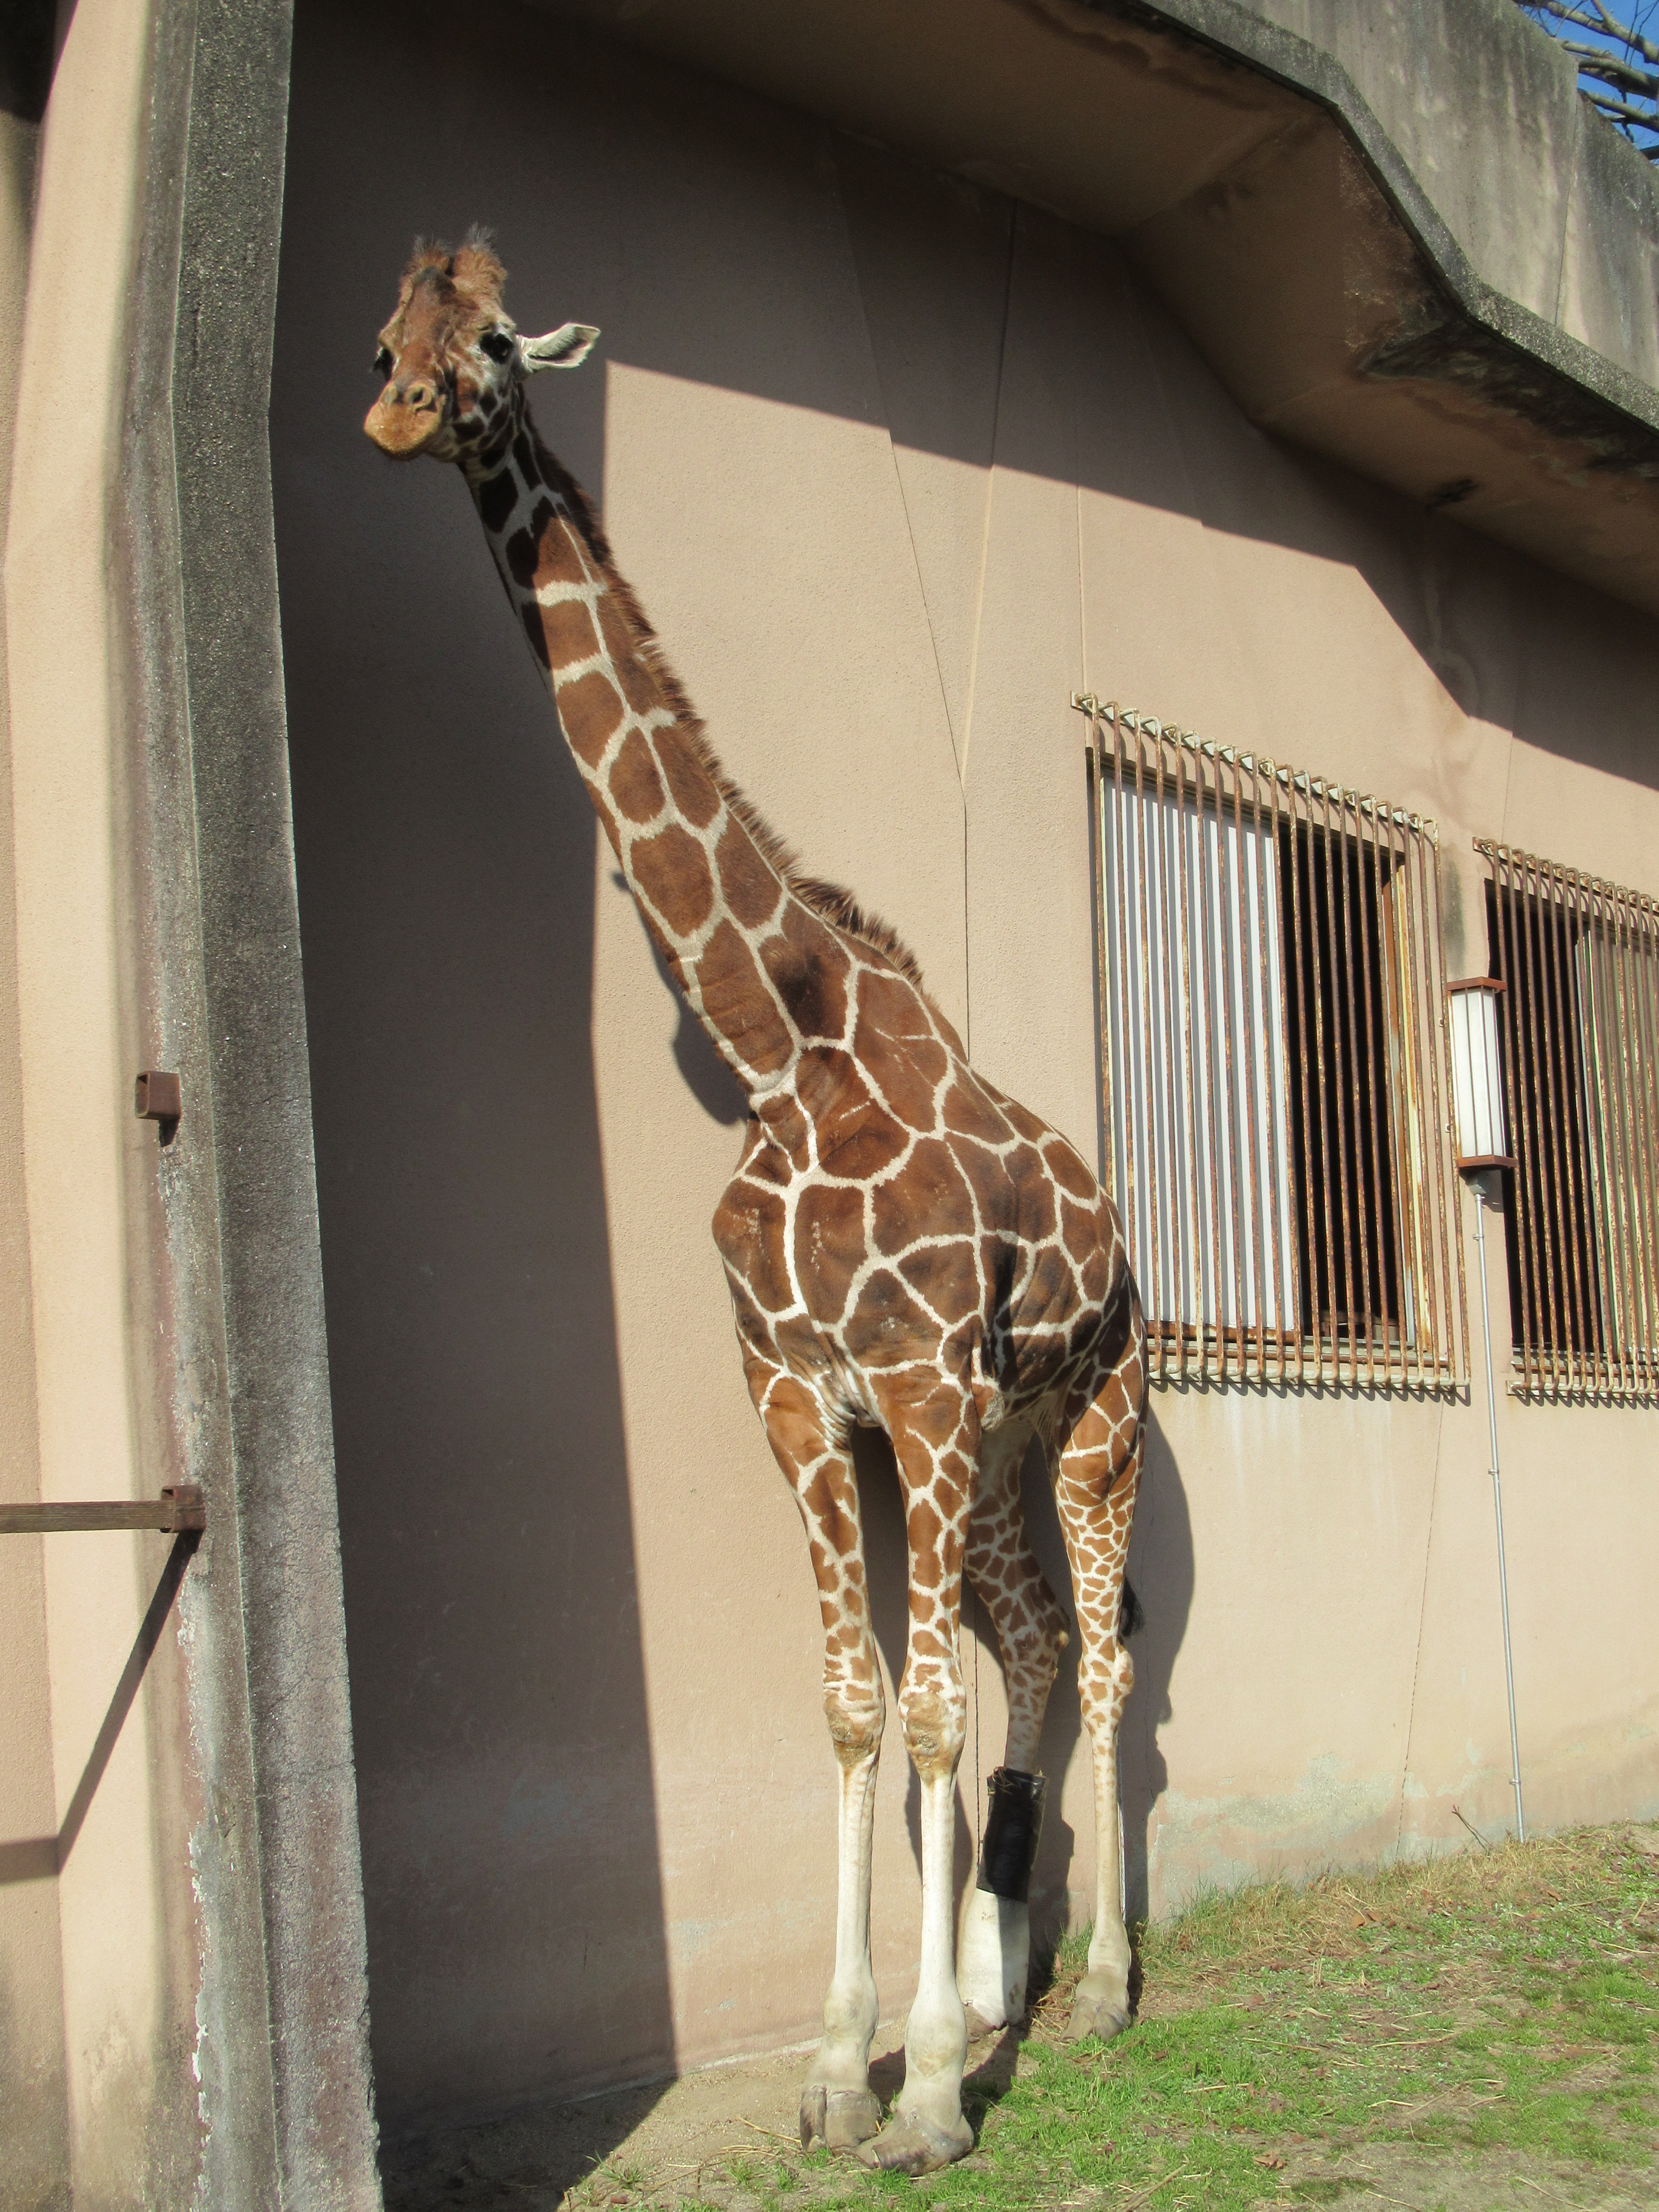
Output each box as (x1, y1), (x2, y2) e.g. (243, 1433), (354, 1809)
(712, 1094), (1129, 1431)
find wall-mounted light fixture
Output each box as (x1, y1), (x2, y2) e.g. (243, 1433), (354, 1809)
(1446, 977), (1511, 1173)
(1446, 975), (1524, 1845)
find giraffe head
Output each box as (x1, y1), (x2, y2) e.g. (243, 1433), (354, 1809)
(363, 232), (598, 463)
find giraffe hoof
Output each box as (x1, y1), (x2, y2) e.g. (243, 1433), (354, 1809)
(856, 2111), (974, 2175)
(1064, 1974), (1131, 2044)
(799, 2083), (881, 2151)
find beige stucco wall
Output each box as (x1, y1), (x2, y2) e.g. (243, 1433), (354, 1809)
(272, 0), (1659, 2140)
(0, 67), (72, 2212)
(1, 4), (208, 2202)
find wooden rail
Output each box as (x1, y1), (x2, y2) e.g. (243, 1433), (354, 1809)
(0, 1485), (205, 1535)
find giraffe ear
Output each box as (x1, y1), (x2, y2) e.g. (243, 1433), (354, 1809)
(521, 323), (600, 372)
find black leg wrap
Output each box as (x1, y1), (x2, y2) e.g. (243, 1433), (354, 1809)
(976, 1767), (1046, 1902)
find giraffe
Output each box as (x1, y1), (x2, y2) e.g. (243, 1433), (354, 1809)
(363, 236), (1147, 2177)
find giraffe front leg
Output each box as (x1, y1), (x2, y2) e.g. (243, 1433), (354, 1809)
(799, 1726), (884, 2152)
(859, 1386), (977, 2177)
(957, 1426), (1070, 2036)
(1052, 1307), (1146, 2045)
(745, 1359), (883, 2152)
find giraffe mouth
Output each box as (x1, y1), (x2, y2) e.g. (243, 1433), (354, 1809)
(363, 383), (449, 458)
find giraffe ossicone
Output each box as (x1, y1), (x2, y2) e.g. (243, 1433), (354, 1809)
(365, 233), (1148, 2177)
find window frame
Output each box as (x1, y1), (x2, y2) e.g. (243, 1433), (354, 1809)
(1481, 839), (1659, 1403)
(1081, 696), (1469, 1394)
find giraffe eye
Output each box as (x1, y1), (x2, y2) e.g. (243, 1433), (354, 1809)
(480, 329), (514, 364)
(374, 345), (393, 379)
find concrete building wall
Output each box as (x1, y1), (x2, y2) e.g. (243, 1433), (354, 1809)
(1239, 0), (1659, 392)
(0, 38), (72, 2210)
(0, 4), (380, 2204)
(271, 0), (1659, 2145)
(1, 6), (207, 2202)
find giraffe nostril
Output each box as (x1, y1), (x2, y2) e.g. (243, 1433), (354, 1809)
(403, 381), (434, 410)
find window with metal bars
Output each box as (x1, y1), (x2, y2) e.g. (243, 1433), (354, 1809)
(1481, 842), (1659, 1402)
(1078, 698), (1467, 1392)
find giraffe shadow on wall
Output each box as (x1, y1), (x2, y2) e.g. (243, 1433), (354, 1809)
(637, 898), (748, 1126)
(1120, 1412), (1195, 1932)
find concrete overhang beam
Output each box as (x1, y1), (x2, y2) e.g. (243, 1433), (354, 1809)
(546, 0), (1659, 618)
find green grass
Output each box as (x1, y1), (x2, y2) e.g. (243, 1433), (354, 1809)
(640, 1822), (1658, 2211)
(552, 1823), (1657, 2210)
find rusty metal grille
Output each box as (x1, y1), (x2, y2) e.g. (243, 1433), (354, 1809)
(1079, 698), (1467, 1392)
(1481, 841), (1659, 1403)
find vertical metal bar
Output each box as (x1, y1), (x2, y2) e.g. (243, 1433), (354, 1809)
(1577, 867), (1615, 1399)
(1399, 820), (1441, 1388)
(1603, 873), (1637, 1398)
(1430, 831), (1470, 1387)
(1608, 882), (1646, 1398)
(1112, 719), (1137, 1309)
(1532, 857), (1577, 1392)
(1384, 813), (1423, 1394)
(1285, 776), (1313, 1386)
(1152, 726), (1184, 1381)
(1336, 791), (1376, 1388)
(1516, 851), (1563, 1395)
(1498, 850), (1541, 1401)
(1173, 732), (1201, 1381)
(1414, 825), (1457, 1393)
(1257, 759), (1290, 1383)
(1236, 757), (1266, 1381)
(1622, 889), (1659, 1393)
(1513, 850), (1549, 1398)
(1370, 810), (1403, 1390)
(1132, 720), (1164, 1382)
(1196, 744), (1226, 1385)
(1217, 751), (1246, 1381)
(1631, 898), (1659, 1393)
(1355, 800), (1390, 1388)
(1486, 849), (1521, 1395)
(1291, 780), (1326, 1382)
(1544, 858), (1590, 1390)
(1090, 722), (1114, 1208)
(1319, 780), (1354, 1385)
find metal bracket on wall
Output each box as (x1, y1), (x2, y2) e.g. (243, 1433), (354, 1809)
(0, 1485), (206, 1535)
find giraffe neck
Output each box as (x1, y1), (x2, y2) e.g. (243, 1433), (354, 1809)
(464, 413), (833, 1105)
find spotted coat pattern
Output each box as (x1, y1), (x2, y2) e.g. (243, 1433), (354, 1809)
(364, 241), (1147, 2175)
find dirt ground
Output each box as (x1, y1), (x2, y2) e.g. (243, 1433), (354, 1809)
(379, 2026), (897, 2210)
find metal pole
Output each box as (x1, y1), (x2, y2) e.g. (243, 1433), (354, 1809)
(1473, 1178), (1526, 1842)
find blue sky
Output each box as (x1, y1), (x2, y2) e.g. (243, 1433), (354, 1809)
(1519, 1), (1659, 156)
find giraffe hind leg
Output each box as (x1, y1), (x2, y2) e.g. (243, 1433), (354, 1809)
(1050, 1295), (1147, 2043)
(957, 1424), (1070, 2035)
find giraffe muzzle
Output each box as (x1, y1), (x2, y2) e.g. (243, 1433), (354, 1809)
(363, 380), (447, 458)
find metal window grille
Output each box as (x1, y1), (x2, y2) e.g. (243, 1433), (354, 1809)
(1078, 697), (1468, 1392)
(1481, 841), (1659, 1403)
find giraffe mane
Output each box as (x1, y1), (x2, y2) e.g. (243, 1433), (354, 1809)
(522, 418), (928, 993)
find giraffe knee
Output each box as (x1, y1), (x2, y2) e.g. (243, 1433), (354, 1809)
(824, 1684), (884, 1770)
(898, 1683), (966, 1780)
(1081, 1640), (1133, 1724)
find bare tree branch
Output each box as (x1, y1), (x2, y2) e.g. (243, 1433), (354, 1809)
(1559, 41), (1659, 92)
(1586, 86), (1659, 133)
(1524, 0), (1659, 66)
(1517, 0), (1659, 148)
